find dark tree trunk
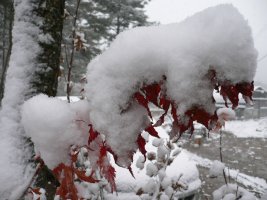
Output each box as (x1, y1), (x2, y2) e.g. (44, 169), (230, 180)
(29, 1), (66, 199)
(0, 1), (13, 103)
(116, 16), (121, 35)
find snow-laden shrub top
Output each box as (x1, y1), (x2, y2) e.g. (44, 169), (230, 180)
(85, 4), (257, 166)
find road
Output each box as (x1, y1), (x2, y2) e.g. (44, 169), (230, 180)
(182, 130), (267, 199)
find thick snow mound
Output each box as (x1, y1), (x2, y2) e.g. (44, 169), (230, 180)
(86, 4), (257, 166)
(22, 95), (90, 168)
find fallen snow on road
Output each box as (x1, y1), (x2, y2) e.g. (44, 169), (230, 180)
(184, 150), (267, 195)
(225, 118), (267, 138)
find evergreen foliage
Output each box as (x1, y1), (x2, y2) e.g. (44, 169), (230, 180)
(58, 0), (152, 96)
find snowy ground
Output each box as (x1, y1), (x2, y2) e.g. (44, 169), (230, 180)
(182, 120), (267, 199)
(225, 118), (267, 138)
(106, 118), (267, 199)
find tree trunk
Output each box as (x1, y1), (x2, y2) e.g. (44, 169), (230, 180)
(30, 1), (66, 199)
(116, 16), (121, 35)
(0, 1), (13, 103)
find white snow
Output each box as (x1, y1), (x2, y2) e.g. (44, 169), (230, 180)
(22, 94), (90, 169)
(146, 162), (158, 177)
(136, 155), (145, 170)
(0, 0), (43, 198)
(213, 184), (256, 200)
(225, 118), (267, 138)
(217, 108), (236, 120)
(112, 126), (201, 198)
(152, 138), (164, 147)
(184, 150), (267, 194)
(85, 4), (257, 166)
(209, 160), (226, 178)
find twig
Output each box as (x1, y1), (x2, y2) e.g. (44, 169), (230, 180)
(236, 184), (239, 198)
(228, 167), (231, 183)
(220, 130), (228, 185)
(66, 0), (81, 103)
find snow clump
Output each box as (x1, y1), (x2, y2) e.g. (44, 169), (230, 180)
(209, 160), (226, 178)
(22, 95), (90, 168)
(85, 4), (257, 167)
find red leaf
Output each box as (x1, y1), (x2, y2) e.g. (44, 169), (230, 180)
(134, 92), (152, 118)
(153, 114), (165, 127)
(71, 151), (79, 163)
(98, 145), (117, 192)
(236, 81), (254, 101)
(154, 98), (171, 127)
(171, 102), (178, 121)
(128, 166), (135, 178)
(103, 165), (116, 193)
(142, 83), (161, 106)
(53, 163), (65, 180)
(137, 134), (146, 158)
(160, 98), (171, 111)
(99, 145), (107, 161)
(55, 165), (78, 200)
(145, 125), (159, 138)
(74, 168), (99, 183)
(220, 84), (239, 109)
(88, 125), (99, 145)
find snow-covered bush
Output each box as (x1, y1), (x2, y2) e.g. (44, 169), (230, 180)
(135, 136), (195, 199)
(21, 4), (257, 199)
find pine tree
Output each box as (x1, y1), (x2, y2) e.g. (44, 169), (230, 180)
(97, 0), (151, 39)
(58, 0), (152, 96)
(59, 0), (112, 95)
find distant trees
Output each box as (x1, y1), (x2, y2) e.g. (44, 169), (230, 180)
(97, 0), (151, 38)
(58, 0), (152, 96)
(31, 0), (66, 97)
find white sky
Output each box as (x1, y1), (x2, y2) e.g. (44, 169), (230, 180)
(145, 0), (267, 85)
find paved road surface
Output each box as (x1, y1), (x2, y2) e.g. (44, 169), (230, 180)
(182, 131), (267, 199)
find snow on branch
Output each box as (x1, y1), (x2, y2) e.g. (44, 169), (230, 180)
(0, 0), (43, 199)
(85, 4), (257, 166)
(21, 5), (257, 197)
